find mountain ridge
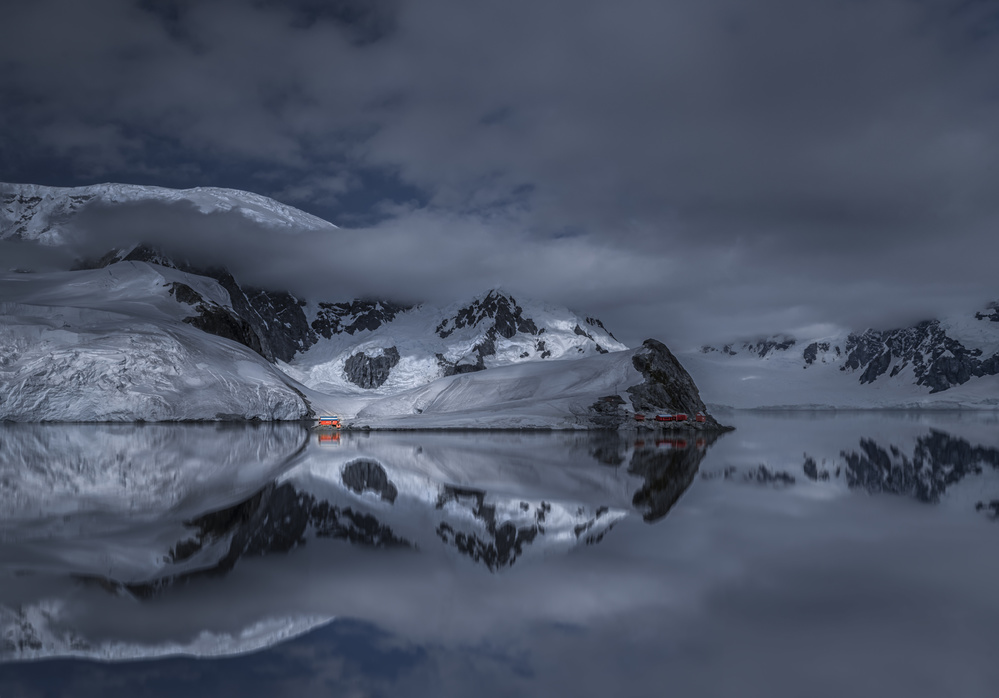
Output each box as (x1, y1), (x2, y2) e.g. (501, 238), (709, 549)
(0, 181), (718, 426)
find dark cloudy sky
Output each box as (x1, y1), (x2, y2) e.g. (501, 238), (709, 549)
(3, 0), (999, 347)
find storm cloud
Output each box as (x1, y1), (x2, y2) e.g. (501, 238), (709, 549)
(3, 0), (999, 346)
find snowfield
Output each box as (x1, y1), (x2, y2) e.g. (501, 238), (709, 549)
(0, 264), (314, 421)
(343, 349), (644, 429)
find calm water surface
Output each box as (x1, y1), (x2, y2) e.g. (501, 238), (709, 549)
(1, 412), (997, 697)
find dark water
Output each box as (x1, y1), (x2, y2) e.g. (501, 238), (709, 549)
(1, 413), (998, 697)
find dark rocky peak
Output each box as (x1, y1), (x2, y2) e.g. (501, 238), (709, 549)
(119, 243), (181, 268)
(183, 264), (316, 363)
(436, 290), (539, 340)
(697, 342), (748, 356)
(585, 316), (618, 341)
(74, 242), (181, 271)
(627, 339), (721, 427)
(743, 336), (796, 357)
(344, 347), (401, 389)
(167, 282), (266, 358)
(841, 320), (999, 392)
(436, 330), (496, 376)
(802, 341), (834, 365)
(312, 299), (411, 339)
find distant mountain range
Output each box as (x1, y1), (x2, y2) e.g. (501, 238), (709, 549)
(683, 308), (999, 409)
(0, 182), (717, 426)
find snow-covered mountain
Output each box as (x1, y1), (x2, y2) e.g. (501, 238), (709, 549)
(683, 308), (999, 409)
(0, 182), (717, 426)
(1, 181), (336, 246)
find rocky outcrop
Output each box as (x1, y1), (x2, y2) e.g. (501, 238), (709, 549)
(589, 395), (629, 429)
(701, 336), (795, 357)
(841, 320), (999, 392)
(585, 316), (618, 341)
(312, 300), (410, 339)
(627, 339), (719, 426)
(436, 290), (539, 339)
(803, 341), (832, 365)
(168, 282), (266, 357)
(344, 347), (401, 389)
(95, 245), (320, 363)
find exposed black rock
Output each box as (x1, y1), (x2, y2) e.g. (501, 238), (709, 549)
(167, 282), (266, 357)
(88, 244), (320, 363)
(841, 321), (999, 392)
(585, 316), (618, 341)
(436, 330), (496, 376)
(342, 459), (398, 503)
(803, 342), (830, 366)
(312, 300), (410, 339)
(589, 395), (629, 429)
(626, 339), (722, 428)
(746, 336), (796, 357)
(344, 347), (401, 389)
(436, 290), (539, 340)
(239, 286), (316, 363)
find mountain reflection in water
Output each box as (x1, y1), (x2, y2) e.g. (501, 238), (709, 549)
(2, 415), (998, 698)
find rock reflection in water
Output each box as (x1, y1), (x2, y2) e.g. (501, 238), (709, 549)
(1, 416), (996, 698)
(0, 425), (721, 662)
(701, 411), (999, 520)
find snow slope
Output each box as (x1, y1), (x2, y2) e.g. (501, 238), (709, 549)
(345, 348), (643, 429)
(0, 263), (315, 421)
